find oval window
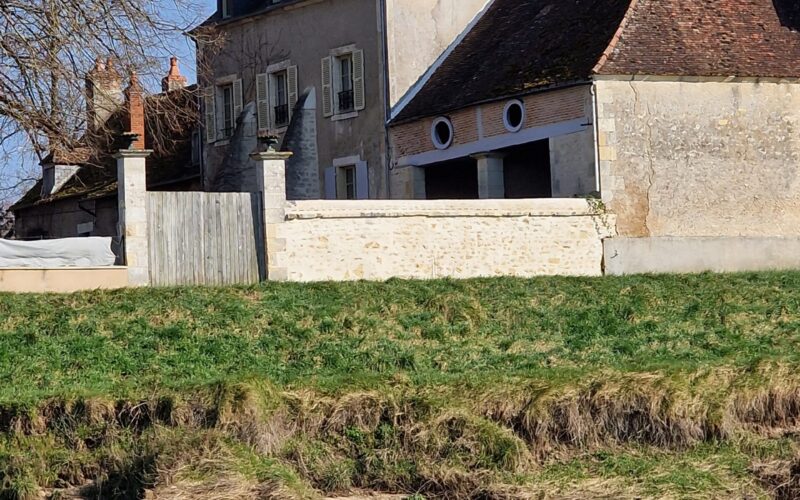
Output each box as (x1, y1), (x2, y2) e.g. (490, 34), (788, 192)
(431, 117), (454, 149)
(503, 100), (525, 133)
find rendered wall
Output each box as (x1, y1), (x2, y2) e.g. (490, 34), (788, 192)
(0, 267), (128, 294)
(596, 79), (800, 238)
(268, 199), (614, 281)
(385, 0), (490, 107)
(201, 0), (386, 197)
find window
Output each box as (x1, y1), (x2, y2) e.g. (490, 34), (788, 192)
(337, 54), (354, 113)
(338, 165), (356, 200)
(256, 64), (297, 134)
(321, 48), (364, 118)
(503, 100), (525, 133)
(431, 117), (454, 149)
(220, 84), (234, 138)
(272, 71), (289, 127)
(324, 159), (369, 200)
(203, 78), (241, 144)
(222, 0), (231, 19)
(191, 130), (201, 166)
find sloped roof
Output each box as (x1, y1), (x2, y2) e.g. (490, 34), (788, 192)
(394, 0), (800, 124)
(11, 85), (200, 211)
(393, 0), (632, 123)
(595, 0), (800, 78)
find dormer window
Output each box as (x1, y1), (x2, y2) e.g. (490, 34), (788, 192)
(222, 0), (231, 19)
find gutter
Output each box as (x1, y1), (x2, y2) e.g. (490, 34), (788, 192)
(590, 82), (602, 194)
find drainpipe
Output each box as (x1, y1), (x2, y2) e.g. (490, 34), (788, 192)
(590, 81), (601, 195)
(379, 0), (392, 199)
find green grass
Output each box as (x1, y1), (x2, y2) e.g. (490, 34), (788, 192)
(1, 273), (800, 498)
(1, 273), (800, 404)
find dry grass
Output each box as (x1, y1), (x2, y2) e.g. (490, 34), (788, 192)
(2, 369), (800, 499)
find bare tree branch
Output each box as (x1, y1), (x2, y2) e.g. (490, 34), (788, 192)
(0, 0), (222, 206)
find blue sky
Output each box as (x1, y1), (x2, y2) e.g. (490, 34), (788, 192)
(1, 0), (217, 206)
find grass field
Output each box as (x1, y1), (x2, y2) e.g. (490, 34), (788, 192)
(2, 273), (800, 498)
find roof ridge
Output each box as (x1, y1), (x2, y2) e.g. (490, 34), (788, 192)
(592, 0), (639, 74)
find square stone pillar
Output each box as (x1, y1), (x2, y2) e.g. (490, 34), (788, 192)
(472, 153), (506, 199)
(390, 165), (427, 200)
(116, 149), (152, 286)
(251, 150), (293, 281)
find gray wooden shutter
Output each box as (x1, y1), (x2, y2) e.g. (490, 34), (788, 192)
(232, 79), (243, 123)
(287, 65), (299, 121)
(352, 49), (365, 111)
(356, 161), (369, 199)
(321, 57), (333, 117)
(324, 167), (336, 199)
(256, 73), (270, 133)
(204, 87), (216, 143)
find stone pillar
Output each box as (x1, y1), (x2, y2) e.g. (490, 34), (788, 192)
(472, 153), (506, 199)
(116, 149), (152, 286)
(390, 165), (427, 200)
(252, 150), (293, 281)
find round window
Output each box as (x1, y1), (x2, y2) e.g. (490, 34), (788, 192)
(431, 117), (454, 149)
(503, 100), (525, 133)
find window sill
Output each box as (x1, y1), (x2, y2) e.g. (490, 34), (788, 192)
(213, 139), (231, 147)
(332, 111), (359, 122)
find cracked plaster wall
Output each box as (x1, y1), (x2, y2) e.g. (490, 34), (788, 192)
(596, 79), (800, 237)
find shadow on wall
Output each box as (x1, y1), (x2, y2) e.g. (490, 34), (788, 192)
(774, 0), (800, 30)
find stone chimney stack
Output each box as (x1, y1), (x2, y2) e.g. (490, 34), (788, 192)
(162, 57), (188, 92)
(124, 72), (146, 150)
(86, 57), (124, 131)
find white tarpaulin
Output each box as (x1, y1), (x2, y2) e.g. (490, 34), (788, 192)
(0, 237), (116, 268)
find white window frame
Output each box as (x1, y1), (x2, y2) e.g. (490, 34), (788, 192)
(503, 99), (526, 133)
(266, 60), (291, 131)
(431, 117), (454, 150)
(212, 74), (240, 146)
(220, 83), (235, 139)
(325, 155), (369, 200)
(328, 45), (364, 121)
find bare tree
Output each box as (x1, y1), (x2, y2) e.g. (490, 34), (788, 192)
(0, 0), (221, 205)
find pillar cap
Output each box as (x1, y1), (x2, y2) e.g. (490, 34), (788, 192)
(114, 149), (153, 159)
(250, 151), (293, 161)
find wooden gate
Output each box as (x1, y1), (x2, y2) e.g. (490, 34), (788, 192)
(147, 191), (265, 286)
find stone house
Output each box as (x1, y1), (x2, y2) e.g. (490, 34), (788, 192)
(193, 0), (491, 200)
(11, 59), (201, 240)
(389, 0), (800, 273)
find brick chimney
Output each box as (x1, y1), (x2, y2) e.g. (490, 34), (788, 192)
(86, 57), (124, 131)
(124, 72), (146, 150)
(162, 56), (188, 92)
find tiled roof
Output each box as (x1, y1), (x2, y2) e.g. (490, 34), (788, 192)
(11, 85), (200, 211)
(393, 0), (632, 123)
(394, 0), (800, 123)
(596, 0), (800, 78)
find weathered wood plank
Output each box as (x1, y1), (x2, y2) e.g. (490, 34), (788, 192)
(146, 191), (263, 287)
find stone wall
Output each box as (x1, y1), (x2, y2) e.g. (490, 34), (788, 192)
(267, 199), (614, 282)
(596, 78), (800, 238)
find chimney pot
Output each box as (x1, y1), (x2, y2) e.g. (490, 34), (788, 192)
(162, 56), (188, 92)
(86, 55), (123, 131)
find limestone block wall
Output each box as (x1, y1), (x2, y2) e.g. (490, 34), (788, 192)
(268, 199), (614, 282)
(596, 79), (800, 238)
